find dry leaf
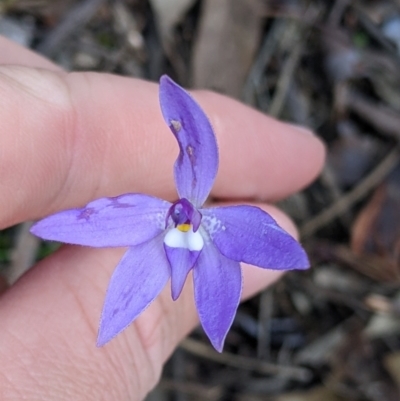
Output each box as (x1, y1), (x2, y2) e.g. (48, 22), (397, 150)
(192, 0), (263, 97)
(385, 352), (400, 388)
(149, 0), (196, 49)
(351, 164), (400, 273)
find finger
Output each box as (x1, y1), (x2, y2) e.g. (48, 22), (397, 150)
(0, 36), (61, 71)
(0, 204), (294, 400)
(0, 66), (325, 229)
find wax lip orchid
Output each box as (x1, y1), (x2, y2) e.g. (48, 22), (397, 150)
(31, 75), (309, 352)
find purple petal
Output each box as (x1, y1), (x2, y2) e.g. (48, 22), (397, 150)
(97, 236), (170, 346)
(201, 206), (310, 270)
(159, 75), (218, 207)
(193, 243), (242, 352)
(164, 245), (200, 300)
(31, 194), (171, 247)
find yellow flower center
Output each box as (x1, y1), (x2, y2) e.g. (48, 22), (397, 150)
(177, 223), (191, 232)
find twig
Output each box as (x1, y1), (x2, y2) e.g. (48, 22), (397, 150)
(327, 0), (352, 27)
(301, 147), (400, 238)
(37, 0), (108, 57)
(353, 5), (400, 59)
(344, 88), (400, 141)
(180, 338), (312, 382)
(243, 18), (287, 105)
(319, 164), (352, 228)
(171, 349), (187, 401)
(257, 288), (273, 360)
(268, 29), (304, 117)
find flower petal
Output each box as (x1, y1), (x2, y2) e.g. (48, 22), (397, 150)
(202, 206), (309, 270)
(164, 245), (200, 301)
(31, 194), (171, 247)
(97, 236), (170, 346)
(159, 75), (218, 207)
(193, 242), (242, 352)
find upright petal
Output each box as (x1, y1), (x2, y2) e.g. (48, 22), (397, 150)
(164, 245), (200, 301)
(202, 206), (309, 270)
(159, 75), (218, 207)
(97, 236), (170, 346)
(193, 242), (242, 352)
(31, 194), (171, 247)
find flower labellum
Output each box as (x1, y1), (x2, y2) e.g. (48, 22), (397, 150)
(31, 76), (309, 352)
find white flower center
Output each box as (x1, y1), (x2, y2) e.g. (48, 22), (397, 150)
(164, 226), (204, 251)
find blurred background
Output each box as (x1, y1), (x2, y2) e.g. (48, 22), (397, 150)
(1, 0), (400, 400)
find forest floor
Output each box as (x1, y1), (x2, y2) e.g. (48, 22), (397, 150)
(1, 1), (400, 400)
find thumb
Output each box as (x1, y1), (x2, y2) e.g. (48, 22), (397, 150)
(0, 204), (293, 400)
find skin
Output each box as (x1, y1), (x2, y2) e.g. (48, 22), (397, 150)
(0, 36), (325, 400)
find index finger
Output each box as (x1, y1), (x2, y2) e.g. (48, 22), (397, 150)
(0, 39), (325, 230)
(0, 36), (62, 71)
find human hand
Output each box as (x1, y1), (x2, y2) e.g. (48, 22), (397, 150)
(0, 36), (325, 400)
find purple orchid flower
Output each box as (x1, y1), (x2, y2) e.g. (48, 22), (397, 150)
(31, 76), (309, 352)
